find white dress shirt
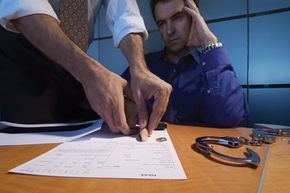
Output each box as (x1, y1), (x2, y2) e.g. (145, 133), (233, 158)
(0, 0), (148, 46)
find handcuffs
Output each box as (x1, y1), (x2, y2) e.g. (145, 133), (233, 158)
(194, 125), (288, 167)
(195, 136), (262, 167)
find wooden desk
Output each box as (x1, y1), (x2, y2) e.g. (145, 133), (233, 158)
(261, 136), (290, 193)
(0, 124), (289, 193)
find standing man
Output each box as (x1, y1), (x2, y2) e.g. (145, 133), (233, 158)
(123, 0), (248, 127)
(0, 0), (172, 136)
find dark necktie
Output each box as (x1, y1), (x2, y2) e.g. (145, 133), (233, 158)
(59, 0), (89, 51)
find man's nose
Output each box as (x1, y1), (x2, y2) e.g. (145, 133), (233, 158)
(166, 22), (174, 35)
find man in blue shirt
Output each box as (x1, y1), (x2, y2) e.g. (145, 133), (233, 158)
(122, 0), (248, 127)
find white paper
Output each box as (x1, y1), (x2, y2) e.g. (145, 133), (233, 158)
(0, 120), (97, 130)
(0, 120), (102, 146)
(10, 129), (187, 180)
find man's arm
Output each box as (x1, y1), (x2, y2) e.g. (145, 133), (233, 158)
(184, 0), (248, 127)
(119, 33), (172, 136)
(199, 48), (248, 127)
(12, 14), (132, 134)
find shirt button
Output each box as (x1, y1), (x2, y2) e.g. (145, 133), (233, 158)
(202, 62), (206, 66)
(207, 89), (211, 93)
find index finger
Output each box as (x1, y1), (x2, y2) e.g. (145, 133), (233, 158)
(186, 14), (195, 47)
(148, 89), (170, 134)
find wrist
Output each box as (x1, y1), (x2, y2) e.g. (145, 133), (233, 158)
(75, 57), (107, 85)
(201, 36), (218, 47)
(129, 62), (149, 76)
(202, 42), (223, 54)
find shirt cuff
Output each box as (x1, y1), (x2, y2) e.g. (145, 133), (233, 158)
(200, 47), (232, 72)
(105, 0), (148, 47)
(113, 18), (148, 47)
(0, 0), (59, 33)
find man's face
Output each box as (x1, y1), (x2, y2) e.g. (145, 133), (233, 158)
(155, 0), (191, 53)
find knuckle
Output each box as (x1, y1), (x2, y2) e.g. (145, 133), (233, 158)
(121, 79), (128, 86)
(159, 84), (172, 96)
(166, 84), (173, 93)
(159, 82), (172, 93)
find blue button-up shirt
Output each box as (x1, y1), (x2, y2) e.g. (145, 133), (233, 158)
(122, 47), (248, 127)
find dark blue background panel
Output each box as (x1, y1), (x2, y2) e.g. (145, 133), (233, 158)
(249, 12), (290, 85)
(248, 88), (290, 127)
(249, 0), (290, 13)
(200, 0), (246, 20)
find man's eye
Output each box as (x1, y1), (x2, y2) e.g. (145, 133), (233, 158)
(157, 22), (164, 27)
(174, 14), (183, 20)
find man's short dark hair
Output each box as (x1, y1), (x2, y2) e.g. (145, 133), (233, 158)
(150, 0), (199, 21)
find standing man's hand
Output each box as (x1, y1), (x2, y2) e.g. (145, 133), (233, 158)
(184, 0), (217, 48)
(81, 66), (133, 135)
(130, 67), (172, 136)
(119, 34), (171, 137)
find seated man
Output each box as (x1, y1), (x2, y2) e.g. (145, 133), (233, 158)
(122, 0), (248, 127)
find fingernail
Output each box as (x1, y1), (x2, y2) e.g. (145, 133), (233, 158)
(139, 128), (149, 142)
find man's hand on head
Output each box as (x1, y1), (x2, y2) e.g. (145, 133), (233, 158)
(184, 0), (217, 48)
